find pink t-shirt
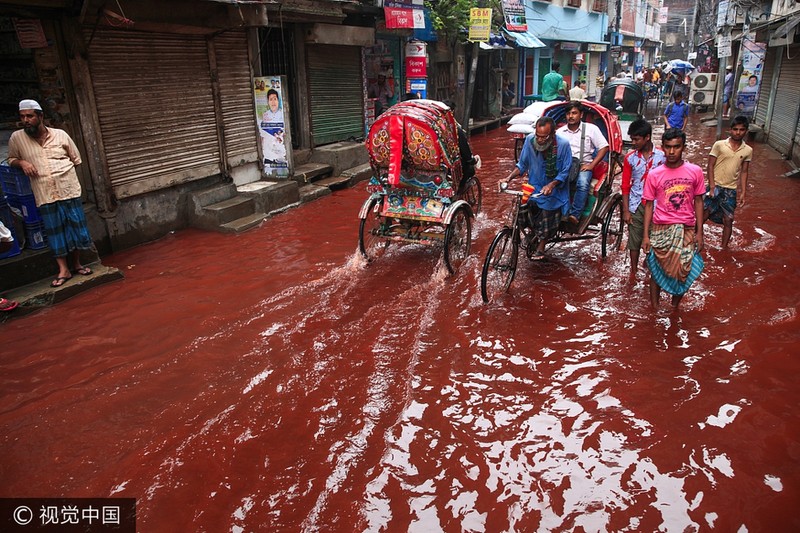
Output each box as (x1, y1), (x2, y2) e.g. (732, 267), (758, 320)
(642, 161), (705, 225)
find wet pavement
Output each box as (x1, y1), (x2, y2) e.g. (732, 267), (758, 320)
(1, 110), (799, 532)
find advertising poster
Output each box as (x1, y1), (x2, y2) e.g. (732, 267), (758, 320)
(734, 40), (766, 118)
(254, 76), (290, 177)
(469, 8), (492, 42)
(501, 0), (527, 32)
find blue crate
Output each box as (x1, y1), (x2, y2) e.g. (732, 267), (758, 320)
(0, 165), (33, 196)
(6, 193), (42, 223)
(24, 221), (48, 250)
(0, 201), (22, 259)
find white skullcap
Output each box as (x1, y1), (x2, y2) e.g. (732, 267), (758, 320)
(19, 99), (42, 111)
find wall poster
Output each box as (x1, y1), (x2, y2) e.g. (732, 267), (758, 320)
(254, 76), (291, 177)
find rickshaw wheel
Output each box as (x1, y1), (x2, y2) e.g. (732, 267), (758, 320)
(443, 206), (472, 274)
(601, 196), (624, 258)
(480, 228), (519, 303)
(461, 177), (483, 215)
(359, 198), (388, 261)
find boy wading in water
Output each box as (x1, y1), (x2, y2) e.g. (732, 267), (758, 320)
(704, 115), (752, 248)
(642, 128), (705, 309)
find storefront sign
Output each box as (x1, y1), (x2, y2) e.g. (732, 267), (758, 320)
(405, 41), (426, 58)
(501, 0), (527, 32)
(468, 8), (492, 42)
(407, 78), (427, 99)
(255, 76), (290, 177)
(384, 7), (425, 29)
(587, 43), (607, 52)
(406, 56), (427, 78)
(560, 42), (580, 51)
(717, 35), (732, 58)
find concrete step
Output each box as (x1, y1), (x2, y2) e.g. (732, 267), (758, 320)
(1, 262), (124, 322)
(298, 184), (332, 204)
(202, 195), (256, 226)
(190, 183), (237, 208)
(0, 246), (99, 292)
(314, 175), (351, 190)
(293, 163), (333, 183)
(308, 141), (369, 175)
(220, 213), (267, 234)
(339, 163), (373, 186)
(237, 180), (300, 214)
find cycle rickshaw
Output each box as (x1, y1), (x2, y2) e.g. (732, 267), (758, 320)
(599, 78), (645, 145)
(358, 100), (482, 274)
(480, 100), (625, 303)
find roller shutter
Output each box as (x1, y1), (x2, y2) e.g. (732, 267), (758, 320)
(768, 49), (800, 156)
(307, 45), (364, 146)
(753, 47), (776, 127)
(214, 30), (259, 167)
(87, 29), (220, 199)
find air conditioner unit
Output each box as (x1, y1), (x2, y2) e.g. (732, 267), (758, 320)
(691, 90), (715, 104)
(691, 73), (718, 91)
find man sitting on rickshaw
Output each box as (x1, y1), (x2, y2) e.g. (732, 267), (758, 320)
(557, 101), (609, 226)
(500, 116), (572, 260)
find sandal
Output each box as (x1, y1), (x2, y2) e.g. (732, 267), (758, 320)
(74, 266), (93, 276)
(531, 251), (546, 261)
(0, 297), (18, 312)
(51, 276), (72, 288)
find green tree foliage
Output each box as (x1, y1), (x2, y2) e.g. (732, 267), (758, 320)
(424, 0), (505, 42)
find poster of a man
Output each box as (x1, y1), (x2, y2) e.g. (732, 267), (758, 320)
(255, 76), (290, 176)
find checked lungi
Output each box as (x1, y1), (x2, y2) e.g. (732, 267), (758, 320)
(646, 223), (704, 296)
(704, 186), (737, 224)
(37, 198), (94, 257)
(525, 203), (562, 242)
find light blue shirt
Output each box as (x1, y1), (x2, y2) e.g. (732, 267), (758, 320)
(516, 133), (572, 214)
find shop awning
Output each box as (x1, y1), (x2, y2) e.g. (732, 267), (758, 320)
(504, 30), (546, 49)
(772, 14), (800, 38)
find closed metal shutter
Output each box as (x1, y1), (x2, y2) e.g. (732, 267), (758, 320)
(753, 47), (776, 127)
(214, 31), (259, 167)
(87, 29), (220, 199)
(307, 45), (364, 146)
(768, 48), (800, 155)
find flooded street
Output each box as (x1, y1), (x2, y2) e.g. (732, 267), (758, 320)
(2, 113), (799, 532)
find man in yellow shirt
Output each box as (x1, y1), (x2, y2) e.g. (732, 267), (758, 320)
(8, 99), (94, 287)
(704, 115), (753, 248)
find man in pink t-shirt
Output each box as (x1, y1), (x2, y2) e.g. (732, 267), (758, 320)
(642, 128), (705, 309)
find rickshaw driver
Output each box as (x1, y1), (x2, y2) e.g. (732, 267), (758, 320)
(500, 116), (572, 260)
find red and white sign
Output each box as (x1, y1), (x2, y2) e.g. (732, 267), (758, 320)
(385, 7), (425, 29)
(406, 41), (426, 58)
(406, 56), (427, 78)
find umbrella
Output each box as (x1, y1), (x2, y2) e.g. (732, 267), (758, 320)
(664, 59), (695, 74)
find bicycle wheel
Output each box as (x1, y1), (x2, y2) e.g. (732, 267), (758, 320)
(601, 195), (624, 258)
(480, 228), (519, 303)
(443, 205), (472, 274)
(460, 176), (483, 216)
(358, 198), (388, 261)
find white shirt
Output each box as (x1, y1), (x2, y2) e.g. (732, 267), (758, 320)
(556, 122), (609, 164)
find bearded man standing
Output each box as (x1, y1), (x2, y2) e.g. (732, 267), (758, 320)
(8, 99), (94, 288)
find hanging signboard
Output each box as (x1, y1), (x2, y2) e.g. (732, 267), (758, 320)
(501, 0), (527, 32)
(384, 2), (425, 29)
(254, 76), (291, 177)
(468, 8), (492, 42)
(717, 34), (732, 58)
(407, 78), (427, 99)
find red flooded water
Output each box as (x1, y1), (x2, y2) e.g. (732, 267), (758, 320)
(1, 115), (799, 532)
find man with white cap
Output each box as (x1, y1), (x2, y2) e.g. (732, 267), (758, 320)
(7, 99), (94, 288)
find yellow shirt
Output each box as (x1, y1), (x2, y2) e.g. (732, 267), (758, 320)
(710, 138), (752, 189)
(7, 127), (82, 207)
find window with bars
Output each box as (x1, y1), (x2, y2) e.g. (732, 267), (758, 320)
(259, 27), (298, 148)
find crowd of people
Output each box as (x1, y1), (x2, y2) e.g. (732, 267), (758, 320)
(503, 99), (753, 310)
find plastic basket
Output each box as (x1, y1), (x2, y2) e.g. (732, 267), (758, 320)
(24, 221), (48, 250)
(6, 193), (42, 223)
(0, 165), (33, 196)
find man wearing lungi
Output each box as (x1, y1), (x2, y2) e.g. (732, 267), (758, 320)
(642, 128), (705, 309)
(500, 116), (571, 260)
(704, 115), (752, 248)
(8, 99), (94, 288)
